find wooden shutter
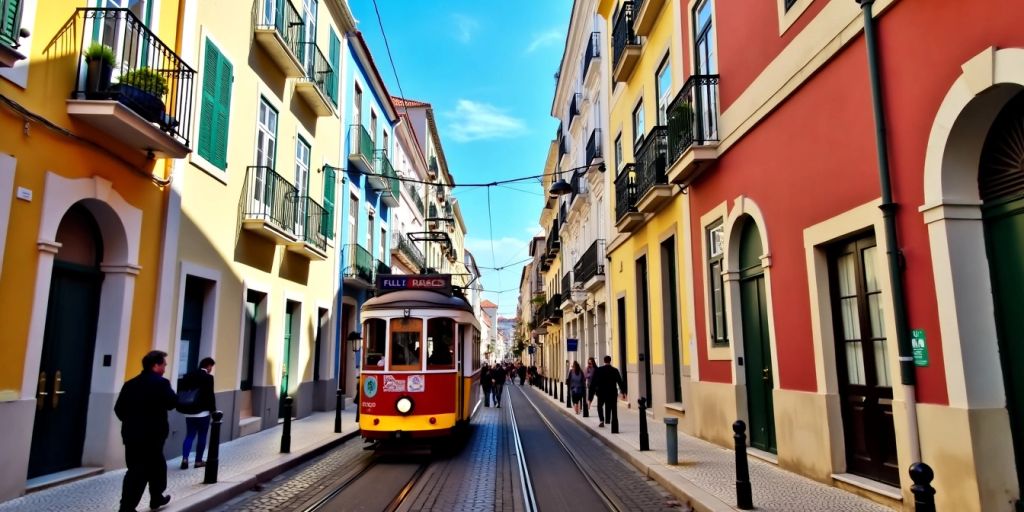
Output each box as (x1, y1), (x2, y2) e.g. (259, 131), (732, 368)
(322, 166), (336, 238)
(328, 31), (340, 106)
(197, 39), (220, 164)
(214, 52), (233, 169)
(1, 0), (21, 46)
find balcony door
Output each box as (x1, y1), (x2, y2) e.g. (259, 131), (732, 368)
(692, 0), (718, 141)
(299, 0), (316, 74)
(260, 0), (279, 27)
(94, 0), (151, 73)
(294, 137), (310, 238)
(253, 99), (277, 216)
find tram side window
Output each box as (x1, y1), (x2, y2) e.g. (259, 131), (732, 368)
(427, 317), (455, 370)
(390, 317), (423, 371)
(363, 318), (387, 369)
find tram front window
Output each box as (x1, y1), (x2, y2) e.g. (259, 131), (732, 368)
(363, 318), (386, 369)
(427, 317), (455, 370)
(390, 317), (422, 371)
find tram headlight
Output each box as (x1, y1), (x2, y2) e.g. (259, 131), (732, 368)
(395, 396), (414, 415)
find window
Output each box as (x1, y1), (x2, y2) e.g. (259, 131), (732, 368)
(707, 221), (727, 346)
(198, 38), (233, 169)
(300, 0), (316, 72)
(367, 210), (375, 257)
(656, 56), (672, 125)
(382, 131), (389, 155)
(294, 137), (310, 236)
(694, 0), (716, 75)
(348, 193), (358, 247)
(390, 317), (422, 370)
(327, 30), (340, 105)
(614, 133), (623, 171)
(353, 84), (362, 125)
(379, 226), (386, 263)
(427, 317), (456, 369)
(362, 318), (386, 368)
(632, 101), (645, 145)
(252, 99), (277, 212)
(321, 165), (335, 238)
(370, 111), (378, 145)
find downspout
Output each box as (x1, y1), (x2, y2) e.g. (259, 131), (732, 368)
(857, 0), (921, 464)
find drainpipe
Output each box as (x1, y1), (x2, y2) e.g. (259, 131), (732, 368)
(857, 0), (922, 464)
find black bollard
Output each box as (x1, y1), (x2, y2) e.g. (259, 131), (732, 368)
(611, 394), (620, 433)
(203, 411), (223, 484)
(638, 398), (650, 451)
(909, 462), (936, 512)
(280, 396), (293, 454)
(566, 381), (573, 409)
(582, 386), (589, 418)
(334, 389), (343, 433)
(733, 420), (753, 510)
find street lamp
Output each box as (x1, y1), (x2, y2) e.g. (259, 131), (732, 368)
(548, 162), (606, 198)
(347, 331), (362, 351)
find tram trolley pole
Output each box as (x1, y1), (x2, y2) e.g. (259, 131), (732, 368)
(203, 411), (223, 484)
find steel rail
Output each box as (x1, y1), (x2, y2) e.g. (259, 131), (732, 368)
(506, 391), (539, 512)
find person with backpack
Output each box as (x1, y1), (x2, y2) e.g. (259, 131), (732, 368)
(177, 357), (216, 469)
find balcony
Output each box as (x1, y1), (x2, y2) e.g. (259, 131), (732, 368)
(586, 128), (602, 166)
(0, 0), (26, 68)
(286, 196), (328, 260)
(427, 203), (440, 229)
(561, 272), (573, 308)
(294, 43), (334, 116)
(405, 182), (425, 215)
(348, 124), (374, 173)
(547, 295), (563, 321)
(375, 259), (390, 279)
(372, 150), (400, 207)
(635, 126), (672, 213)
(568, 93), (582, 130)
(574, 239), (606, 292)
(392, 231), (425, 272)
(545, 220), (560, 261)
(569, 167), (588, 207)
(633, 0), (665, 37)
(428, 155), (439, 179)
(612, 2), (640, 83)
(252, 0), (304, 77)
(241, 166), (298, 244)
(558, 132), (567, 163)
(614, 164), (644, 232)
(666, 74), (721, 184)
(343, 244), (374, 288)
(582, 32), (600, 86)
(66, 8), (195, 159)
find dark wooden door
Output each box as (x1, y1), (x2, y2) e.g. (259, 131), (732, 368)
(636, 256), (653, 405)
(280, 305), (294, 418)
(829, 235), (898, 485)
(739, 221), (776, 453)
(28, 262), (102, 478)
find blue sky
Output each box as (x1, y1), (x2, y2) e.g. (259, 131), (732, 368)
(350, 1), (571, 318)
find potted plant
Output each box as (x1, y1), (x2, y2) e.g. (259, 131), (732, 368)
(667, 100), (696, 154)
(114, 67), (169, 123)
(84, 43), (115, 98)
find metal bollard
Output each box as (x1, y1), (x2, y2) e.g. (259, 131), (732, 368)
(638, 398), (650, 451)
(611, 396), (620, 434)
(559, 381), (564, 402)
(733, 420), (753, 510)
(909, 462), (936, 512)
(203, 411), (223, 484)
(334, 389), (343, 433)
(664, 417), (679, 465)
(582, 386), (589, 417)
(566, 381), (573, 408)
(280, 396), (293, 454)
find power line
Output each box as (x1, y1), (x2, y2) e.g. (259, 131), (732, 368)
(370, 0), (409, 119)
(334, 162), (603, 189)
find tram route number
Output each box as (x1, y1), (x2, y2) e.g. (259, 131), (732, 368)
(361, 401), (376, 408)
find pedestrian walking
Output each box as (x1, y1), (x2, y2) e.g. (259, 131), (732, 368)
(594, 355), (626, 428)
(114, 350), (177, 512)
(568, 361), (586, 415)
(177, 357), (216, 470)
(517, 363), (527, 386)
(481, 363), (493, 407)
(492, 363), (507, 407)
(585, 357), (600, 422)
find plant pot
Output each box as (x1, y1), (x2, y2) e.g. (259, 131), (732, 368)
(85, 60), (113, 99)
(111, 83), (166, 124)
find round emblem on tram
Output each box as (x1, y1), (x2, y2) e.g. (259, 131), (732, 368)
(363, 375), (378, 398)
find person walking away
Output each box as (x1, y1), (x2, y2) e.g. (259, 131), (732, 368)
(492, 364), (507, 407)
(568, 361), (586, 415)
(115, 350), (177, 512)
(481, 363), (492, 407)
(178, 357), (216, 469)
(585, 357), (599, 422)
(594, 355), (626, 428)
(518, 363), (527, 386)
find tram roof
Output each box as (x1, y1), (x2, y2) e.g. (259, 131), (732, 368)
(361, 289), (474, 313)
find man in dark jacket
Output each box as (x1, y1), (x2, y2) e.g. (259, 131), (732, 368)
(491, 363), (507, 407)
(178, 357), (216, 469)
(115, 350), (177, 512)
(481, 364), (492, 407)
(593, 355), (626, 430)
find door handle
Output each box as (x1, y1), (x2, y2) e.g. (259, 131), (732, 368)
(36, 372), (47, 411)
(53, 370), (66, 409)
(762, 367), (770, 381)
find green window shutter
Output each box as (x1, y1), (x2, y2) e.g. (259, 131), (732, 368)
(322, 166), (336, 238)
(213, 53), (233, 169)
(328, 31), (340, 106)
(1, 0), (21, 47)
(197, 39), (220, 164)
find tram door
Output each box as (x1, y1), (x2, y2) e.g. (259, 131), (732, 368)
(457, 324), (465, 420)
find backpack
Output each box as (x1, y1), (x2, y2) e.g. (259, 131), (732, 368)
(176, 374), (200, 414)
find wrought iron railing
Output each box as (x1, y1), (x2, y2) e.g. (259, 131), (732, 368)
(242, 166), (298, 235)
(614, 164), (638, 222)
(612, 1), (639, 72)
(405, 182), (425, 215)
(296, 196), (327, 253)
(428, 155), (439, 176)
(71, 8), (196, 147)
(373, 149), (399, 200)
(558, 132), (567, 162)
(1, 0), (23, 48)
(561, 272), (572, 304)
(253, 0), (303, 63)
(298, 42), (333, 100)
(546, 220), (560, 256)
(568, 93), (581, 127)
(392, 231), (425, 271)
(349, 124), (374, 162)
(547, 295), (563, 319)
(667, 74), (720, 164)
(575, 239), (606, 284)
(570, 169), (587, 203)
(586, 128), (602, 165)
(635, 126), (669, 200)
(344, 244), (373, 283)
(582, 31), (600, 79)
(375, 259), (390, 279)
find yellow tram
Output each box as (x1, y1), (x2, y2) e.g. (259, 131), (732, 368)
(357, 275), (482, 440)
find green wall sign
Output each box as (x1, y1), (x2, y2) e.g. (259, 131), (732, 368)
(911, 329), (929, 367)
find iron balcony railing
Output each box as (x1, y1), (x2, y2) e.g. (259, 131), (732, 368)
(561, 272), (572, 304)
(349, 124), (374, 162)
(373, 149), (399, 200)
(546, 220), (560, 256)
(72, 8), (196, 147)
(298, 42), (333, 100)
(428, 155), (439, 176)
(570, 169), (587, 203)
(586, 128), (602, 165)
(582, 31), (600, 79)
(614, 164), (638, 222)
(568, 93), (581, 127)
(548, 295), (563, 319)
(405, 182), (425, 215)
(243, 166), (298, 235)
(1, 0), (23, 48)
(393, 231), (425, 271)
(296, 196), (327, 253)
(612, 1), (639, 72)
(344, 244), (373, 283)
(558, 133), (567, 162)
(667, 74), (721, 164)
(635, 126), (669, 200)
(574, 239), (606, 284)
(253, 0), (303, 62)
(375, 259), (390, 279)
(559, 201), (568, 226)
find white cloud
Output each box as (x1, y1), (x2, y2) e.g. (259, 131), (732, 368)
(452, 14), (479, 44)
(525, 29), (563, 53)
(444, 100), (527, 143)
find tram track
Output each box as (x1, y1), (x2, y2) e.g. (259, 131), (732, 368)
(301, 456), (430, 512)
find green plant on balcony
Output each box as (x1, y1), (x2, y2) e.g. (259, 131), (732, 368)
(668, 100), (695, 154)
(119, 67), (168, 97)
(84, 43), (115, 96)
(115, 67), (169, 124)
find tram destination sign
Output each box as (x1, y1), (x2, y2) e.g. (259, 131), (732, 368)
(377, 274), (452, 295)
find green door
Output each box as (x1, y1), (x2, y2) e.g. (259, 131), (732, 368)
(280, 305), (294, 418)
(739, 220), (776, 453)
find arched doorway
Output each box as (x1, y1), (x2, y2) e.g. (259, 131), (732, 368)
(738, 218), (776, 453)
(28, 203), (104, 478)
(980, 90), (1024, 493)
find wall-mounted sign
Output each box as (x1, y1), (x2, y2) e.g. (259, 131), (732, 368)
(911, 329), (929, 367)
(377, 274), (452, 294)
(567, 338), (578, 352)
